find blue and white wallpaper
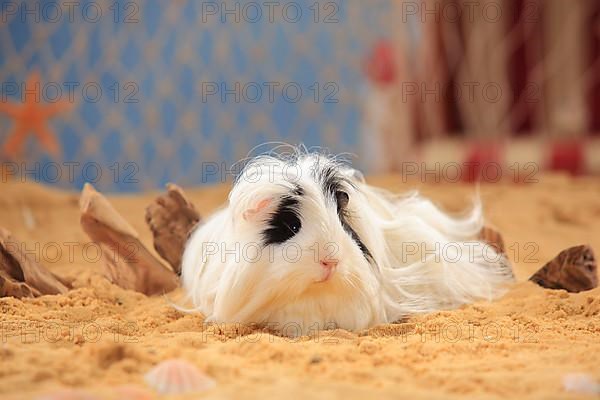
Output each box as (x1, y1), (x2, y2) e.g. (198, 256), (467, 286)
(0, 0), (395, 191)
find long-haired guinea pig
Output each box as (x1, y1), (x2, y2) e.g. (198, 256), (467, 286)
(180, 151), (514, 335)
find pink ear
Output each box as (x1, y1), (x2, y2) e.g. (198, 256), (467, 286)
(243, 198), (272, 221)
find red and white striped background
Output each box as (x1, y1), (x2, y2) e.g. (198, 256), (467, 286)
(363, 0), (600, 178)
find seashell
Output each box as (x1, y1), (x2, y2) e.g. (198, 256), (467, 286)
(35, 389), (100, 400)
(144, 359), (216, 395)
(563, 373), (600, 395)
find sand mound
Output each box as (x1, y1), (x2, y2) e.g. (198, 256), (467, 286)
(1, 174), (599, 399)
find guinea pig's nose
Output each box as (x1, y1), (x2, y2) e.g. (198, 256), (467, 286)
(318, 259), (338, 282)
(320, 259), (339, 269)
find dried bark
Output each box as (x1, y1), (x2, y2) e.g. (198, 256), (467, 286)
(478, 226), (506, 254)
(530, 245), (597, 293)
(145, 183), (201, 274)
(0, 228), (68, 298)
(79, 183), (178, 295)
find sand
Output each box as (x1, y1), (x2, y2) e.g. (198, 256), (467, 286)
(1, 174), (599, 399)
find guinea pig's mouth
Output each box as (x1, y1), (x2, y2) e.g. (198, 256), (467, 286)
(314, 271), (334, 283)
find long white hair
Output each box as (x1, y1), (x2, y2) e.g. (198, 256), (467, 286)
(180, 149), (514, 335)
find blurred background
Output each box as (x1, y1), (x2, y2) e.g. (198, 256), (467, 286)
(0, 0), (599, 191)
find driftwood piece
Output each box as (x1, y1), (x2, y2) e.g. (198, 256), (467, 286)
(478, 226), (506, 254)
(0, 228), (68, 298)
(529, 245), (597, 293)
(0, 270), (41, 298)
(145, 183), (201, 274)
(478, 225), (515, 280)
(79, 183), (178, 295)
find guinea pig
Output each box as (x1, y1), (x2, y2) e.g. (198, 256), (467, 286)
(180, 151), (514, 335)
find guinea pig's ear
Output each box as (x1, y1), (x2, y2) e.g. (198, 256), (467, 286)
(342, 167), (365, 183)
(242, 198), (273, 222)
(352, 169), (365, 183)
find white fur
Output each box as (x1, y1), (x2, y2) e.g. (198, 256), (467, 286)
(180, 151), (514, 335)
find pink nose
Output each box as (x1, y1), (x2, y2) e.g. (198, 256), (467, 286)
(318, 259), (339, 282)
(320, 259), (339, 269)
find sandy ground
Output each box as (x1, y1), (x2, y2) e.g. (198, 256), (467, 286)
(1, 174), (599, 399)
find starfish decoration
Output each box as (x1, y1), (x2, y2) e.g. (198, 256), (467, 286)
(0, 71), (72, 158)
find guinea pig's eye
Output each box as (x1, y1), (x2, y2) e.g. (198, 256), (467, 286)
(335, 190), (349, 209)
(263, 198), (302, 245)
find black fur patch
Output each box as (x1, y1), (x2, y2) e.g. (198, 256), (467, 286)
(318, 164), (347, 200)
(339, 210), (373, 261)
(316, 164), (373, 261)
(262, 190), (303, 246)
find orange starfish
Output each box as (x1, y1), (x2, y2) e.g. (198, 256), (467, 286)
(0, 71), (72, 158)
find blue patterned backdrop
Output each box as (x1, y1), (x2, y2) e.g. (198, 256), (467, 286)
(0, 0), (395, 191)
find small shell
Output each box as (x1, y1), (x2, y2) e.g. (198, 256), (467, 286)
(144, 359), (216, 395)
(35, 390), (100, 400)
(563, 373), (600, 395)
